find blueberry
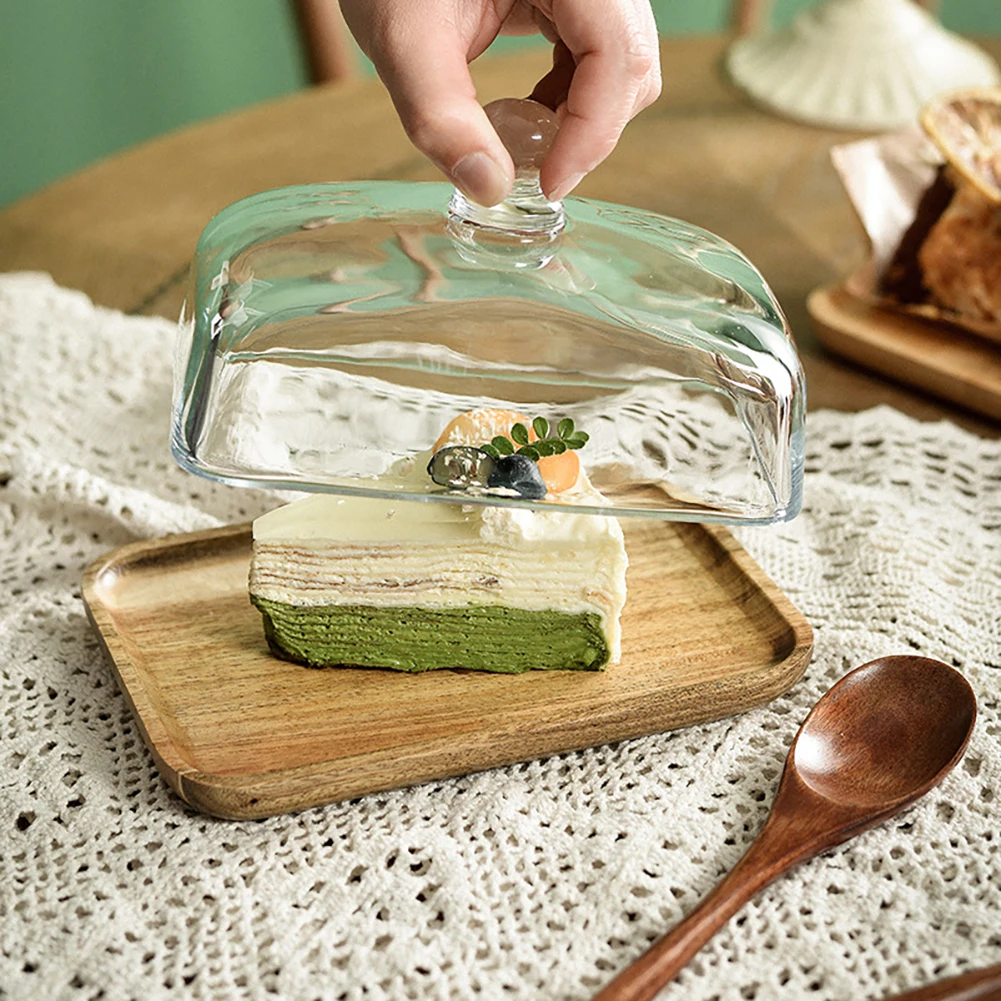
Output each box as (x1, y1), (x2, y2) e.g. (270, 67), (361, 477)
(427, 446), (494, 489)
(488, 454), (547, 499)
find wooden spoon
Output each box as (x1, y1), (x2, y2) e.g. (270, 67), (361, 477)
(883, 961), (1001, 1001)
(593, 655), (977, 1001)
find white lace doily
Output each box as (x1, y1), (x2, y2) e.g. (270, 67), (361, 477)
(1, 272), (999, 1001)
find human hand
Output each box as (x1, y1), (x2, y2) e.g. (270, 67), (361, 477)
(338, 0), (661, 205)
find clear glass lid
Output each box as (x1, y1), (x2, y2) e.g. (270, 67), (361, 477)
(172, 100), (805, 524)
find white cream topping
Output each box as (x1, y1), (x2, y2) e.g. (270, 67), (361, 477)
(253, 449), (621, 548)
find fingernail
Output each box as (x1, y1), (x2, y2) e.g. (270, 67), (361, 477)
(548, 171), (585, 202)
(452, 152), (509, 206)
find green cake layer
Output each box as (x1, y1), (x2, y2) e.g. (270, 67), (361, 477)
(251, 597), (610, 673)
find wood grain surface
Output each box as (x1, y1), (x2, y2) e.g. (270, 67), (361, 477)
(1, 35), (998, 437)
(82, 520), (813, 819)
(883, 962), (1001, 1001)
(809, 284), (1001, 421)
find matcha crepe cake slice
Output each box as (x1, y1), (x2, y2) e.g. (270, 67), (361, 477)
(249, 409), (628, 673)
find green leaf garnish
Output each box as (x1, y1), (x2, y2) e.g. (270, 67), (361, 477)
(475, 415), (588, 466)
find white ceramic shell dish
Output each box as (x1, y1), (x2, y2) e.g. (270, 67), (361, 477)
(726, 0), (1001, 131)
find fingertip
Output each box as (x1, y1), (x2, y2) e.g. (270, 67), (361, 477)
(540, 113), (616, 201)
(370, 25), (515, 205)
(403, 106), (514, 205)
(452, 151), (513, 206)
(397, 100), (514, 205)
(545, 170), (585, 202)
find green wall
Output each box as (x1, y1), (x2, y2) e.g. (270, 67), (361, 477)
(2, 1), (306, 208)
(3, 1), (1000, 208)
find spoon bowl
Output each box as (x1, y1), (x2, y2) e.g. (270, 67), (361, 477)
(593, 655), (977, 1001)
(792, 655), (977, 808)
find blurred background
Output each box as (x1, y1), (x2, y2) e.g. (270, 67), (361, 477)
(4, 0), (1000, 209)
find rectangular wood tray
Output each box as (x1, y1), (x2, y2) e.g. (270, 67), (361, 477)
(82, 520), (813, 819)
(809, 282), (1001, 422)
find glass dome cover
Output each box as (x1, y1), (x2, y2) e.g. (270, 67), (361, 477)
(172, 100), (805, 525)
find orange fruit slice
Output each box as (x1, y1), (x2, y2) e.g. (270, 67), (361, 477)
(432, 408), (529, 452)
(538, 449), (580, 494)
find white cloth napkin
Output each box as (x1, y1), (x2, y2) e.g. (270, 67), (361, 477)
(1, 272), (999, 1001)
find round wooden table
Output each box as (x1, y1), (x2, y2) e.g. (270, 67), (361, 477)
(1, 35), (997, 436)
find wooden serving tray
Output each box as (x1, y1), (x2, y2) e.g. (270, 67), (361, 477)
(809, 283), (1001, 422)
(82, 521), (813, 819)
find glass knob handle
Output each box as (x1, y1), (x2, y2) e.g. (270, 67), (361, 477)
(446, 97), (565, 251)
(485, 97), (559, 176)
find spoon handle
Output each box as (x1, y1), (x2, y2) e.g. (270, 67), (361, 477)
(592, 814), (810, 1001)
(883, 964), (1001, 1001)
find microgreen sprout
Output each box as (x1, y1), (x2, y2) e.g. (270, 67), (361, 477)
(480, 416), (589, 462)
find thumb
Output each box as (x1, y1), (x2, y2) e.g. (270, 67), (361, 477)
(371, 22), (514, 206)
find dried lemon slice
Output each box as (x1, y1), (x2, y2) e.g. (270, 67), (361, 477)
(920, 87), (1001, 205)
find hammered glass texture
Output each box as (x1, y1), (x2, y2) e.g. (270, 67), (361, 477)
(171, 183), (805, 525)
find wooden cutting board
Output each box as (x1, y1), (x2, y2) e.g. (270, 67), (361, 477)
(809, 283), (1001, 422)
(82, 520), (813, 820)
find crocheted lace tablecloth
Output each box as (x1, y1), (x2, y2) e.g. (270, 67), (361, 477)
(1, 272), (999, 1001)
